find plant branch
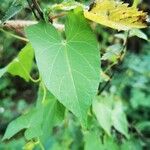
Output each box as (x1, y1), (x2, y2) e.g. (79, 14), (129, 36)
(97, 72), (115, 95)
(98, 31), (129, 95)
(26, 0), (40, 20)
(49, 13), (67, 20)
(32, 0), (44, 20)
(2, 20), (65, 31)
(0, 28), (28, 42)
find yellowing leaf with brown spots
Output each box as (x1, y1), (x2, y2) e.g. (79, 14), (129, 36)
(84, 0), (148, 30)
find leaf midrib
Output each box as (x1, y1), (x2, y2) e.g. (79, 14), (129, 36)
(63, 43), (83, 119)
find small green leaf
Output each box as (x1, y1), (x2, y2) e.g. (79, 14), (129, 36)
(1, 0), (27, 23)
(136, 121), (150, 131)
(129, 29), (148, 41)
(0, 44), (34, 81)
(101, 44), (122, 62)
(25, 11), (100, 125)
(7, 44), (34, 81)
(36, 85), (65, 143)
(112, 101), (129, 138)
(114, 33), (126, 41)
(93, 97), (112, 136)
(0, 67), (7, 78)
(93, 95), (129, 138)
(84, 131), (104, 150)
(121, 140), (142, 150)
(2, 85), (64, 141)
(50, 1), (84, 11)
(103, 137), (120, 150)
(2, 108), (43, 140)
(24, 125), (43, 140)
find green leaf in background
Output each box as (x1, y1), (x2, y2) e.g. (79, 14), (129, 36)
(115, 29), (148, 41)
(121, 139), (142, 150)
(103, 137), (119, 150)
(93, 97), (112, 136)
(25, 11), (100, 125)
(7, 44), (34, 81)
(114, 33), (126, 41)
(0, 67), (7, 78)
(126, 54), (150, 76)
(93, 95), (129, 138)
(2, 108), (43, 141)
(129, 29), (148, 41)
(36, 84), (65, 144)
(50, 1), (83, 11)
(84, 131), (104, 150)
(24, 125), (43, 140)
(0, 138), (25, 150)
(136, 121), (150, 132)
(130, 89), (150, 109)
(1, 0), (27, 23)
(112, 101), (129, 139)
(101, 44), (122, 62)
(0, 44), (34, 81)
(3, 83), (65, 141)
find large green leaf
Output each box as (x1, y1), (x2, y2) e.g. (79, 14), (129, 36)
(0, 44), (34, 81)
(25, 11), (100, 125)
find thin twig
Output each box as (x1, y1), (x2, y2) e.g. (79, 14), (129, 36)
(98, 31), (129, 95)
(49, 13), (67, 20)
(26, 0), (40, 20)
(32, 0), (44, 20)
(97, 72), (114, 95)
(2, 20), (65, 31)
(3, 20), (38, 29)
(0, 28), (28, 42)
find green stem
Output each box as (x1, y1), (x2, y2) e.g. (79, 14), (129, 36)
(29, 75), (41, 83)
(104, 30), (129, 73)
(104, 62), (117, 73)
(0, 28), (28, 42)
(133, 0), (140, 7)
(32, 0), (44, 20)
(18, 60), (41, 83)
(37, 138), (45, 150)
(26, 0), (40, 20)
(99, 31), (129, 94)
(41, 81), (47, 103)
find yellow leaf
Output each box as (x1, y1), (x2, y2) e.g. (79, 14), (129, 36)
(84, 0), (148, 30)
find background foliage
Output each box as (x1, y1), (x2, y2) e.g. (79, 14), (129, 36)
(0, 0), (150, 149)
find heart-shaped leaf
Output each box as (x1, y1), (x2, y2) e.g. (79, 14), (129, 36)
(25, 11), (100, 125)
